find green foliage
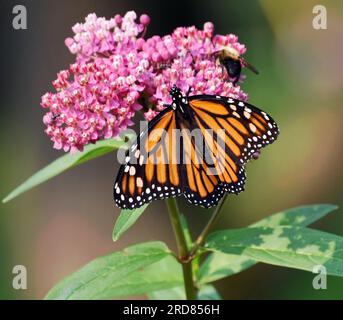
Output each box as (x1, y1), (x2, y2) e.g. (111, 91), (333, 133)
(45, 241), (171, 300)
(89, 255), (183, 299)
(4, 136), (339, 299)
(199, 253), (256, 285)
(148, 284), (222, 300)
(205, 226), (343, 276)
(252, 204), (338, 228)
(46, 201), (340, 300)
(2, 137), (131, 203)
(199, 204), (338, 283)
(112, 205), (149, 242)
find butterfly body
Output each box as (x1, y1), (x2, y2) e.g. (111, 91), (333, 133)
(114, 86), (279, 209)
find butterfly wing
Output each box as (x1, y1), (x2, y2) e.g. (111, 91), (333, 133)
(177, 118), (246, 208)
(177, 95), (279, 207)
(114, 107), (183, 209)
(188, 95), (279, 165)
(114, 94), (279, 210)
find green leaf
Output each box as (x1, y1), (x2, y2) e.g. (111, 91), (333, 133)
(199, 204), (338, 284)
(117, 256), (183, 298)
(205, 226), (343, 277)
(112, 204), (149, 242)
(3, 137), (132, 203)
(148, 286), (185, 300)
(198, 285), (222, 300)
(45, 241), (172, 300)
(198, 252), (256, 284)
(148, 284), (221, 300)
(251, 204), (338, 228)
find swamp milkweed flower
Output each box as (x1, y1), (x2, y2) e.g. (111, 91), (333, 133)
(41, 11), (248, 152)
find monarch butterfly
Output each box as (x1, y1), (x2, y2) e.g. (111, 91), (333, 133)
(113, 86), (279, 209)
(214, 48), (259, 85)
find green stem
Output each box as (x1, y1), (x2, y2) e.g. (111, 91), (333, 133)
(166, 198), (197, 300)
(189, 194), (228, 258)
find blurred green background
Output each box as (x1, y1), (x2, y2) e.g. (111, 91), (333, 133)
(0, 0), (342, 299)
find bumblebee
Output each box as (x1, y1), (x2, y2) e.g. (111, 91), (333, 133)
(214, 47), (259, 85)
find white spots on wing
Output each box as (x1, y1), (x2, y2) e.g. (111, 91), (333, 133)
(139, 155), (144, 166)
(238, 101), (245, 107)
(228, 98), (234, 103)
(136, 177), (143, 188)
(129, 166), (136, 176)
(230, 104), (237, 111)
(244, 111), (251, 119)
(249, 123), (257, 133)
(114, 113), (280, 210)
(125, 156), (130, 163)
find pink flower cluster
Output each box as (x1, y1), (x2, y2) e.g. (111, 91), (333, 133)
(41, 11), (248, 152)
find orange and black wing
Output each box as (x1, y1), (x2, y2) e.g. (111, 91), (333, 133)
(114, 95), (279, 209)
(114, 107), (183, 209)
(178, 120), (246, 208)
(188, 95), (279, 165)
(178, 95), (279, 207)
